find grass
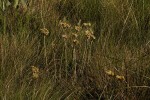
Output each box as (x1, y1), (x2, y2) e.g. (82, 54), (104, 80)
(0, 0), (150, 99)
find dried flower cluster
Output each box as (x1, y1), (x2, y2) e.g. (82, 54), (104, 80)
(85, 29), (96, 40)
(59, 19), (96, 45)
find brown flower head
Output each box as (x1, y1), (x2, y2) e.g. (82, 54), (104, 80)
(59, 20), (71, 29)
(31, 66), (40, 79)
(75, 26), (82, 32)
(62, 34), (68, 39)
(73, 39), (79, 45)
(40, 28), (49, 36)
(85, 30), (96, 40)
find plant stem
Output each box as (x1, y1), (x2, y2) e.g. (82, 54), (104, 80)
(64, 42), (68, 79)
(3, 11), (6, 35)
(40, 0), (47, 67)
(73, 46), (77, 82)
(44, 36), (47, 66)
(53, 50), (57, 82)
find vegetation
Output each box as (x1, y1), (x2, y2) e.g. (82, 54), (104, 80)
(0, 0), (150, 99)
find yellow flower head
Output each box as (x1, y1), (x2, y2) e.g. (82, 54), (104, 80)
(85, 30), (96, 40)
(105, 70), (115, 76)
(40, 28), (49, 36)
(31, 66), (39, 79)
(62, 34), (68, 39)
(116, 75), (125, 81)
(83, 23), (92, 27)
(59, 20), (71, 29)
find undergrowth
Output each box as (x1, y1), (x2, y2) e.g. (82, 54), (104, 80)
(0, 0), (150, 100)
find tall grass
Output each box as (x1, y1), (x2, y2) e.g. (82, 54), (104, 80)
(0, 0), (150, 99)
